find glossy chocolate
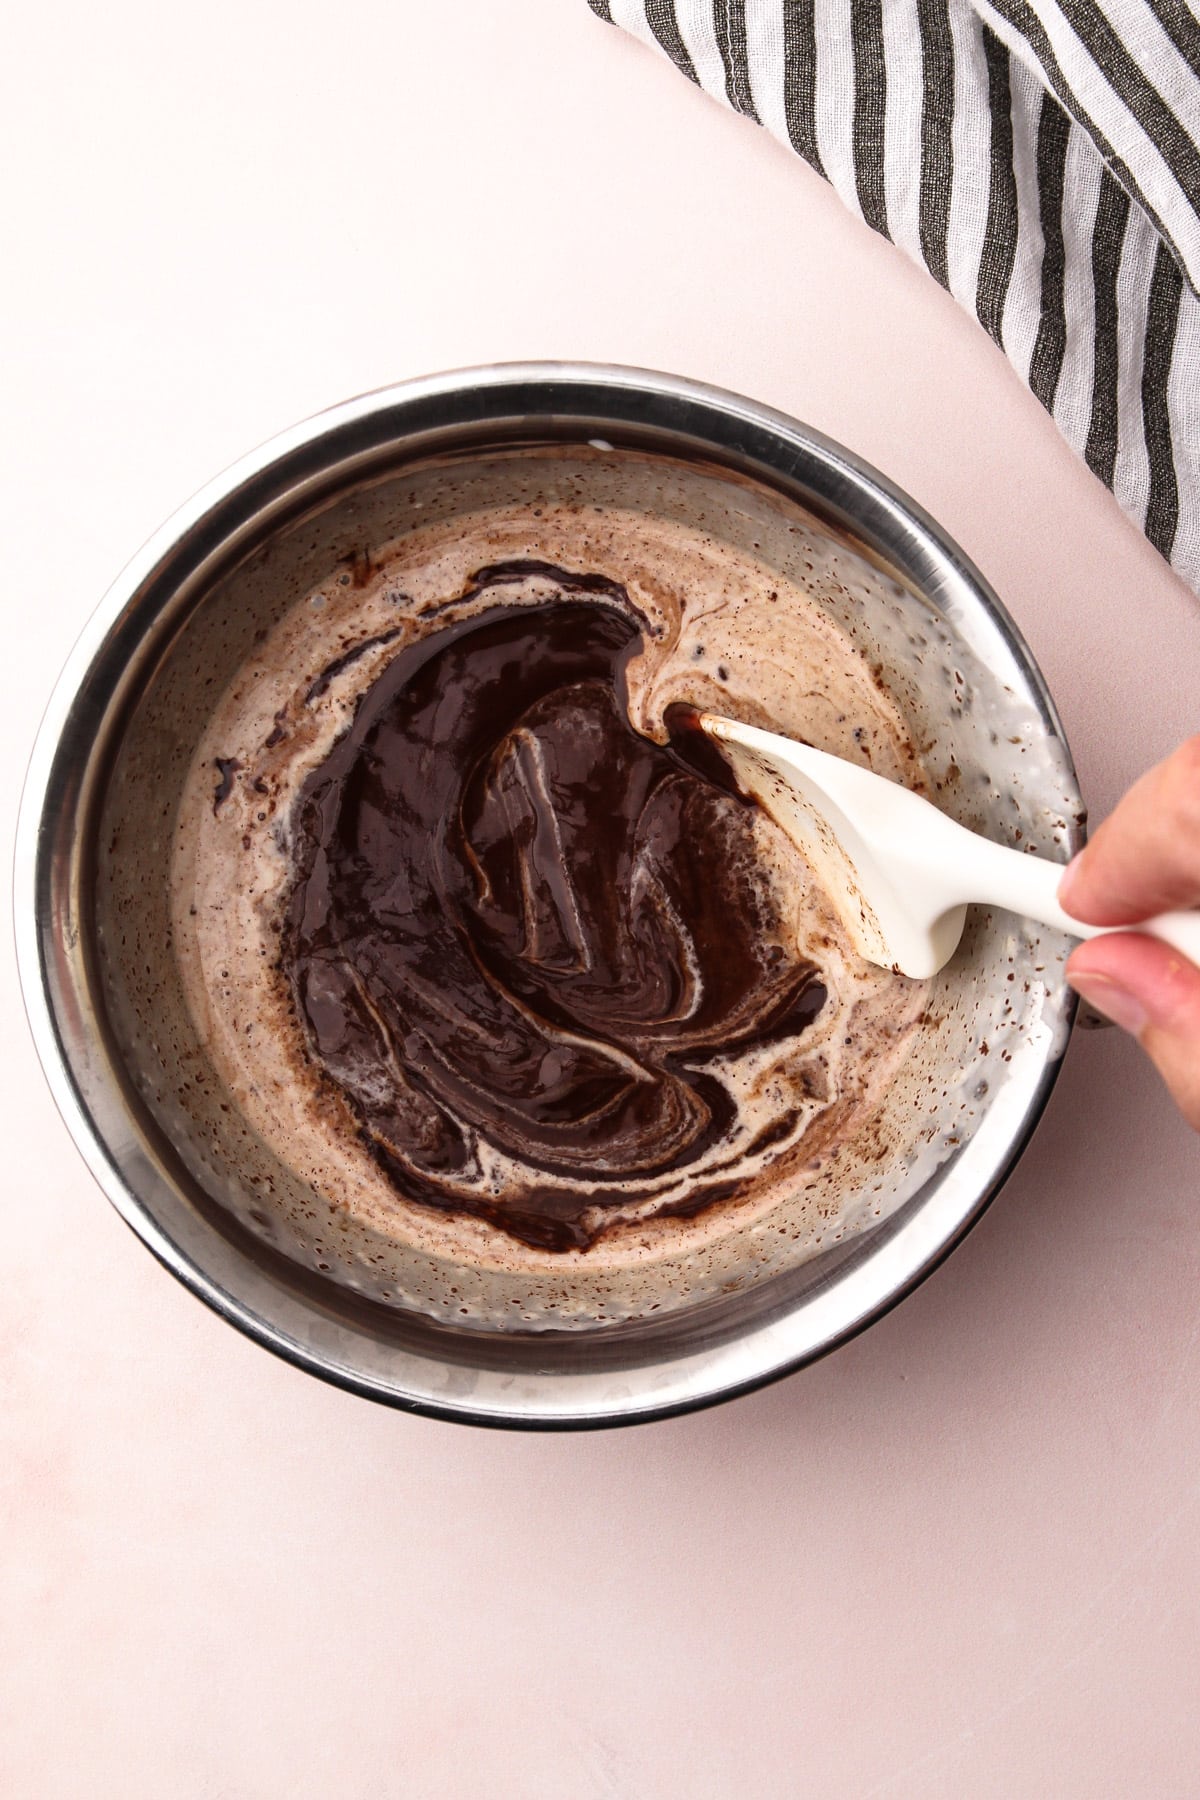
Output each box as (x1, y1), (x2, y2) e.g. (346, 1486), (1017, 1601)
(283, 568), (825, 1249)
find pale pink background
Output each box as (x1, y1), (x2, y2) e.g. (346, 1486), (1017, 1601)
(3, 2), (1200, 1794)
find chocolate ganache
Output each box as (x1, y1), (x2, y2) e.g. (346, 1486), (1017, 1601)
(172, 472), (933, 1316)
(283, 565), (826, 1250)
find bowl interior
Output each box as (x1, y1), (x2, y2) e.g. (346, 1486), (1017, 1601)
(28, 375), (1083, 1424)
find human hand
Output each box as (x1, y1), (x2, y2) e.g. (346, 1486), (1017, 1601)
(1060, 738), (1200, 1130)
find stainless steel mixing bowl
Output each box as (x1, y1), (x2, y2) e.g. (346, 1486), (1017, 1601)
(16, 364), (1082, 1427)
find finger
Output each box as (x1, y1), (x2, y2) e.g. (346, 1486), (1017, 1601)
(1058, 736), (1200, 924)
(1067, 933), (1200, 1131)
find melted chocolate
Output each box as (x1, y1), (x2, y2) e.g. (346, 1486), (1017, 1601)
(662, 701), (745, 797)
(213, 756), (240, 813)
(283, 566), (826, 1250)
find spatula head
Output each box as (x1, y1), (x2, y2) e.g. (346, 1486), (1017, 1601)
(699, 714), (969, 979)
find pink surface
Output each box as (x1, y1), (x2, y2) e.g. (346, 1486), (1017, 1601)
(3, 2), (1200, 1794)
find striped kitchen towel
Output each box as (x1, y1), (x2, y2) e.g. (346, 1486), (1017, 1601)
(587, 0), (1200, 591)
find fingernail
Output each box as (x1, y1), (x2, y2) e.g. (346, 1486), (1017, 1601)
(1057, 855), (1082, 912)
(1068, 974), (1148, 1037)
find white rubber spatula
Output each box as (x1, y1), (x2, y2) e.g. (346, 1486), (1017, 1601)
(698, 713), (1200, 981)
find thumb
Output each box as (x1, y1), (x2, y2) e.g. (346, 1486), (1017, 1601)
(1067, 933), (1200, 1130)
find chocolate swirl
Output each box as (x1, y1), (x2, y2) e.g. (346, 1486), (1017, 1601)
(283, 565), (826, 1250)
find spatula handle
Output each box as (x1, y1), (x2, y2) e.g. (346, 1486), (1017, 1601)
(967, 838), (1200, 966)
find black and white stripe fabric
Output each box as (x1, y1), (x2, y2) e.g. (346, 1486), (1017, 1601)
(587, 0), (1200, 590)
